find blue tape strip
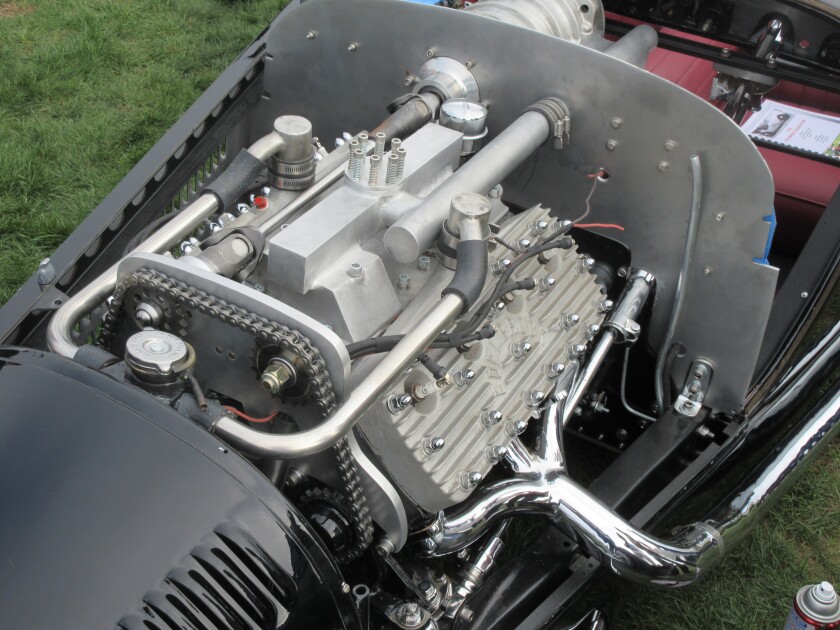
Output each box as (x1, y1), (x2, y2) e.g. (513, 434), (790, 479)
(753, 209), (777, 265)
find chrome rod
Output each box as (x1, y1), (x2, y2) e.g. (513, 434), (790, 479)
(384, 109), (551, 263)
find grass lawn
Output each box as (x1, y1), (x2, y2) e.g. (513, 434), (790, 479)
(0, 1), (837, 627)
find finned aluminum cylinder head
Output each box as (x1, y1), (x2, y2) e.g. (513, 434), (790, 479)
(464, 0), (604, 42)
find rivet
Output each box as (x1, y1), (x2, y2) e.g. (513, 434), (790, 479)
(715, 212), (725, 221)
(664, 140), (677, 151)
(606, 139), (617, 151)
(610, 118), (622, 129)
(801, 291), (809, 299)
(658, 161), (670, 173)
(348, 43), (358, 52)
(306, 31), (316, 39)
(704, 266), (713, 276)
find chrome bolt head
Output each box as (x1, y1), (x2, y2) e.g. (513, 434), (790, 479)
(480, 409), (503, 428)
(658, 161), (670, 173)
(518, 238), (532, 249)
(606, 139), (617, 151)
(398, 273), (411, 289)
(347, 43), (358, 52)
(417, 256), (431, 270)
(235, 202), (250, 216)
(505, 419), (528, 437)
(610, 118), (622, 129)
(664, 140), (677, 152)
(306, 31), (316, 39)
(454, 368), (476, 388)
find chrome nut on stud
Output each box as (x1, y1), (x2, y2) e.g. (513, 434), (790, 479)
(561, 313), (580, 330)
(459, 470), (483, 490)
(485, 445), (508, 464)
(545, 362), (566, 379)
(584, 324), (601, 340)
(491, 258), (512, 276)
(505, 419), (528, 437)
(387, 393), (414, 414)
(417, 255), (431, 270)
(576, 257), (596, 273)
(422, 436), (446, 455)
(538, 277), (556, 293)
(510, 341), (532, 359)
(454, 368), (476, 388)
(480, 409), (503, 428)
(597, 299), (614, 314)
(567, 343), (586, 359)
(524, 390), (545, 407)
(260, 362), (296, 394)
(530, 220), (550, 236)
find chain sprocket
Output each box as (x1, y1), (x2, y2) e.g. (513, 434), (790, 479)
(99, 267), (373, 561)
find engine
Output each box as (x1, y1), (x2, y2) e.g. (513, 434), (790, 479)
(36, 0), (809, 625)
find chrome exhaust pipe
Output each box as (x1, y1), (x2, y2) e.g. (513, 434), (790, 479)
(421, 329), (840, 587)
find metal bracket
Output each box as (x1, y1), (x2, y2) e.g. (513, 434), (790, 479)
(674, 359), (713, 417)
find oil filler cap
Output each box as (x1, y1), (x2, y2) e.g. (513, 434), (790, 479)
(125, 330), (195, 384)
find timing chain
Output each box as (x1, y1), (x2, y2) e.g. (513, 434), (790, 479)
(98, 267), (374, 562)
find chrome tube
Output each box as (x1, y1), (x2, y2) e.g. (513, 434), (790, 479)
(47, 194), (219, 358)
(654, 154), (703, 412)
(47, 126), (291, 359)
(212, 293), (466, 458)
(384, 109), (550, 263)
(424, 331), (840, 586)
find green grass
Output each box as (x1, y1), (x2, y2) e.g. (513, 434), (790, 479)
(0, 1), (837, 628)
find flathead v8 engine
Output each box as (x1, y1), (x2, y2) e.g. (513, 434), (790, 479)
(14, 0), (840, 627)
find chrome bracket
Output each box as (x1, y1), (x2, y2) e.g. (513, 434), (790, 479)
(674, 359), (713, 418)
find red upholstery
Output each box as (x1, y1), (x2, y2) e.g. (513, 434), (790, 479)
(643, 45), (840, 252)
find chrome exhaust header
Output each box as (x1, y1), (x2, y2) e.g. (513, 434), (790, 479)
(421, 303), (840, 588)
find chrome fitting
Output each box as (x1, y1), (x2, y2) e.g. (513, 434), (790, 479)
(545, 362), (566, 379)
(561, 313), (581, 330)
(485, 445), (509, 464)
(423, 436), (446, 455)
(387, 393), (414, 414)
(460, 471), (483, 490)
(510, 341), (532, 360)
(505, 419), (528, 437)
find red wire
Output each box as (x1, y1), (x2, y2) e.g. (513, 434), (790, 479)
(575, 223), (625, 231)
(223, 405), (279, 424)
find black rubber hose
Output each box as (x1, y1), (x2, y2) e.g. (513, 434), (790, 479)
(373, 94), (436, 143)
(201, 148), (267, 213)
(442, 239), (489, 315)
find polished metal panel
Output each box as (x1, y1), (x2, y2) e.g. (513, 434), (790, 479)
(253, 0), (777, 411)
